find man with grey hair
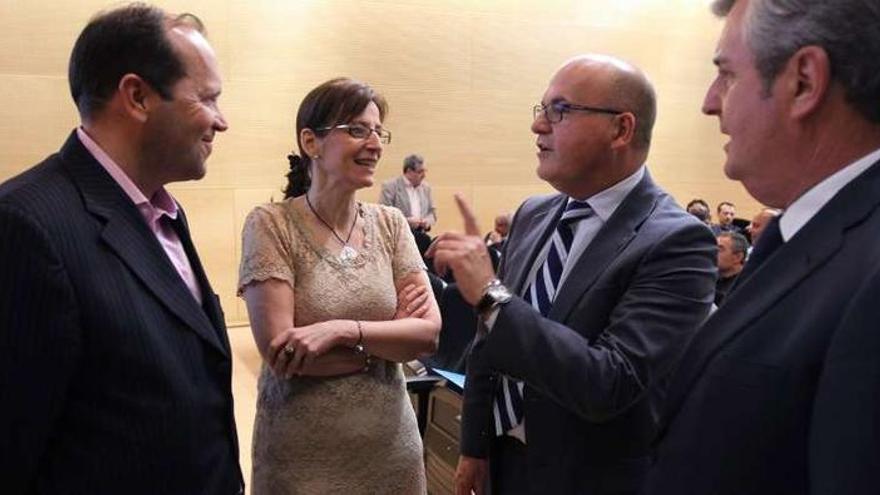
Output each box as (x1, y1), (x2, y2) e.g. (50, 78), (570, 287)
(380, 153), (437, 232)
(647, 0), (880, 493)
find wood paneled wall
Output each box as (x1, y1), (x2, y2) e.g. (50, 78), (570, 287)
(0, 0), (760, 324)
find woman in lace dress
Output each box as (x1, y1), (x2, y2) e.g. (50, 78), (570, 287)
(238, 78), (441, 494)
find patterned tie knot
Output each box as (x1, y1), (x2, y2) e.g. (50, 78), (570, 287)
(561, 200), (592, 224)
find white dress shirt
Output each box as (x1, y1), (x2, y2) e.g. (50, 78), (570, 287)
(780, 147), (880, 241)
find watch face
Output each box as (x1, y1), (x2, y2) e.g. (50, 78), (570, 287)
(488, 284), (512, 303)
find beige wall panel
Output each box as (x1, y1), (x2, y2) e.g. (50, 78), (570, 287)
(0, 2), (96, 76)
(1, 0), (763, 329)
(227, 0), (473, 92)
(0, 1), (231, 77)
(0, 75), (78, 179)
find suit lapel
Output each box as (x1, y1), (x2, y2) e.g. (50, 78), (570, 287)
(502, 195), (566, 293)
(662, 159), (880, 427)
(60, 132), (228, 356)
(395, 177), (413, 217)
(169, 212), (230, 352)
(549, 173), (658, 322)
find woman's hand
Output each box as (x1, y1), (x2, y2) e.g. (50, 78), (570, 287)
(268, 320), (358, 378)
(394, 283), (430, 319)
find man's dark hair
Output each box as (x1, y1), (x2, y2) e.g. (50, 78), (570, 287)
(717, 201), (735, 213)
(719, 231), (749, 260)
(687, 198), (710, 211)
(68, 3), (205, 119)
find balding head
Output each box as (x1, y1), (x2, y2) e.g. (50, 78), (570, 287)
(532, 54), (656, 198)
(748, 207), (781, 243)
(558, 55), (657, 151)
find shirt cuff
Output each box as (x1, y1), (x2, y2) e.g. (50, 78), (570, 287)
(483, 305), (501, 331)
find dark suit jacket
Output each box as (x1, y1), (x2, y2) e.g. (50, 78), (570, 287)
(460, 171), (717, 494)
(645, 159), (880, 495)
(0, 132), (243, 494)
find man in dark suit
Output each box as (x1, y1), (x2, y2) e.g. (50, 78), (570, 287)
(0, 5), (243, 494)
(428, 55), (716, 495)
(645, 0), (880, 493)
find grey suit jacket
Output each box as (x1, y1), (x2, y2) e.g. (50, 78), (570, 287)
(646, 158), (880, 495)
(379, 175), (436, 226)
(0, 132), (243, 494)
(460, 171), (717, 495)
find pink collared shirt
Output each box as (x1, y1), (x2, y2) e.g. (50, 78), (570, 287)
(77, 127), (204, 305)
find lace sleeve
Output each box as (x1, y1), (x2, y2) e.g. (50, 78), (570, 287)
(388, 207), (427, 282)
(237, 205), (296, 296)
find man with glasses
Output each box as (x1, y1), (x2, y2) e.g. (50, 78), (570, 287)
(428, 54), (716, 495)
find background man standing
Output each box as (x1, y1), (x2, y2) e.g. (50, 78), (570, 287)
(380, 153), (437, 230)
(647, 0), (880, 493)
(429, 54), (716, 495)
(0, 5), (242, 494)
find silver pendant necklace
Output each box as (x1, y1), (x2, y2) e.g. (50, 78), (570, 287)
(305, 194), (359, 264)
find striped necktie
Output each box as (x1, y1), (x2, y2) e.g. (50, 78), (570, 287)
(494, 200), (593, 435)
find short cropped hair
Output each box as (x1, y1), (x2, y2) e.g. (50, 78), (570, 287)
(719, 231), (750, 259)
(68, 3), (206, 119)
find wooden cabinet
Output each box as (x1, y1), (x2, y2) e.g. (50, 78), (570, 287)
(425, 386), (462, 495)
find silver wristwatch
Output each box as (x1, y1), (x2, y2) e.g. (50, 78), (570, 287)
(475, 278), (513, 315)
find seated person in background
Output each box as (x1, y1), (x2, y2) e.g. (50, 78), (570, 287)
(715, 231), (749, 306)
(711, 201), (742, 234)
(380, 154), (436, 228)
(485, 212), (513, 245)
(686, 198), (712, 225)
(485, 212), (513, 270)
(238, 77), (440, 494)
(747, 207), (782, 244)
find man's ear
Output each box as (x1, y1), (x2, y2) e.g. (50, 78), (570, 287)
(786, 45), (831, 120)
(609, 112), (637, 150)
(117, 73), (154, 123)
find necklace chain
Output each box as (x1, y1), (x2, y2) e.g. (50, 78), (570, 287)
(305, 194), (358, 249)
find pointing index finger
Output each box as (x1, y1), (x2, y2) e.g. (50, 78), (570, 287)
(454, 193), (481, 237)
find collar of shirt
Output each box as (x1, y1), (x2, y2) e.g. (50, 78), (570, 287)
(780, 146), (880, 241)
(77, 127), (179, 226)
(404, 176), (423, 190)
(575, 164), (645, 219)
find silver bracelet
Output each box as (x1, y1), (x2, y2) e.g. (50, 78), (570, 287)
(353, 320), (371, 372)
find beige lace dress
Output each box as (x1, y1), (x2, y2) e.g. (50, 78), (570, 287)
(238, 199), (427, 494)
